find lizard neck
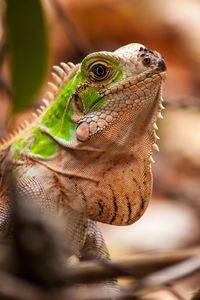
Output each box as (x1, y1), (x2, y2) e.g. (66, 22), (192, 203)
(36, 128), (153, 226)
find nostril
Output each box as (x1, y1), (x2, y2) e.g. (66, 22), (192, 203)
(158, 59), (166, 71)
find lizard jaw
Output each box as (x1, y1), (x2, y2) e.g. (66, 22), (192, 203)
(75, 69), (166, 144)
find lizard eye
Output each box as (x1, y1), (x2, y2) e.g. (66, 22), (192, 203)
(90, 63), (108, 81)
(93, 64), (106, 78)
(84, 56), (118, 83)
(142, 57), (151, 66)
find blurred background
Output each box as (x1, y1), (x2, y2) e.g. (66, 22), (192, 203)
(0, 0), (200, 299)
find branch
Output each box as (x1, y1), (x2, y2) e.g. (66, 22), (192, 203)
(50, 0), (93, 56)
(0, 270), (44, 300)
(64, 248), (200, 283)
(164, 283), (186, 300)
(125, 254), (200, 298)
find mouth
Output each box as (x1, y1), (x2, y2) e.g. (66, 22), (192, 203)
(101, 66), (166, 101)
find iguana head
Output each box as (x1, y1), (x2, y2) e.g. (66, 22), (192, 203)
(39, 43), (166, 154)
(74, 43), (166, 146)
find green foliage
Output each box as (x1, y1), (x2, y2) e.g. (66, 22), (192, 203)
(5, 0), (49, 112)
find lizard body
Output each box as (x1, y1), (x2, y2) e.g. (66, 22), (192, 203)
(0, 43), (166, 260)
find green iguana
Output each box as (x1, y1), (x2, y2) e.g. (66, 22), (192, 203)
(0, 43), (166, 260)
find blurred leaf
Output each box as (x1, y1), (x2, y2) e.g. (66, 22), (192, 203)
(5, 0), (49, 112)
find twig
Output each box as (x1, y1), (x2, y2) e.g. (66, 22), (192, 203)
(0, 272), (118, 300)
(64, 248), (200, 283)
(50, 0), (93, 56)
(0, 270), (45, 300)
(1, 252), (198, 300)
(164, 283), (186, 300)
(125, 254), (200, 298)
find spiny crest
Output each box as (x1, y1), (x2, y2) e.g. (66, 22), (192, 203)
(0, 62), (78, 148)
(149, 95), (165, 164)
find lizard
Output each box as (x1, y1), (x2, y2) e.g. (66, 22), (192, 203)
(0, 43), (166, 262)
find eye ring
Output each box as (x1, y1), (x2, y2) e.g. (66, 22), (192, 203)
(93, 64), (107, 78)
(143, 57), (151, 66)
(86, 59), (115, 83)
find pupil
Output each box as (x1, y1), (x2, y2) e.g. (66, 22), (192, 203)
(95, 65), (105, 77)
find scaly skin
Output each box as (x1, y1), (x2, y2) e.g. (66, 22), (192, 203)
(0, 43), (166, 260)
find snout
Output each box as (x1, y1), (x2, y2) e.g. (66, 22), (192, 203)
(157, 58), (166, 71)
